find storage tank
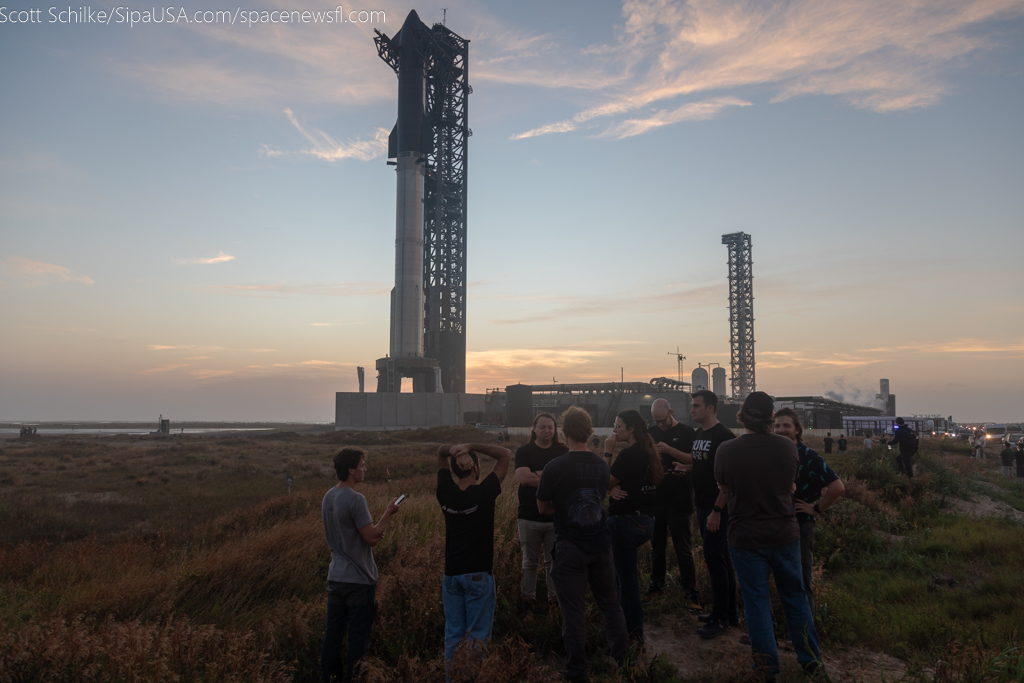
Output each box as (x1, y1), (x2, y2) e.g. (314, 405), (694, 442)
(712, 367), (727, 397)
(691, 367), (709, 392)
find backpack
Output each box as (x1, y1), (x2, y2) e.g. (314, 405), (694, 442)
(904, 428), (919, 452)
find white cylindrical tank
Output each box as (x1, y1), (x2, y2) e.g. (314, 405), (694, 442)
(713, 367), (727, 396)
(691, 367), (709, 392)
(390, 151), (425, 359)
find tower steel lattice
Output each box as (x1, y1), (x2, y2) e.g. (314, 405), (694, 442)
(375, 18), (469, 393)
(722, 232), (755, 400)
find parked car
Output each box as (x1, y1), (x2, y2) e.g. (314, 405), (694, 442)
(1004, 433), (1023, 447)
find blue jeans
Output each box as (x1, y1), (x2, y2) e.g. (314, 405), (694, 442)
(696, 507), (737, 623)
(731, 541), (822, 673)
(608, 513), (655, 642)
(321, 581), (376, 683)
(442, 572), (496, 667)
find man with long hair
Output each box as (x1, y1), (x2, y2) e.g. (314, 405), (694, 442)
(434, 441), (511, 674)
(515, 412), (568, 617)
(538, 407), (627, 682)
(647, 398), (699, 610)
(321, 448), (402, 683)
(773, 408), (845, 611)
(689, 389), (737, 639)
(716, 393), (823, 678)
(604, 409), (662, 645)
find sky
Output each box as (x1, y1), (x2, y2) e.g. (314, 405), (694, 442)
(1, 0), (1022, 423)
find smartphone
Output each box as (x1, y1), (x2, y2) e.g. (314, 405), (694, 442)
(395, 494), (406, 505)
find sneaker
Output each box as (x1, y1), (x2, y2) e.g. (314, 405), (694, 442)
(697, 620), (728, 639)
(697, 613), (714, 623)
(685, 596), (702, 612)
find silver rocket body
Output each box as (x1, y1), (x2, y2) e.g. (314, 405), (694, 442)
(390, 150), (425, 358)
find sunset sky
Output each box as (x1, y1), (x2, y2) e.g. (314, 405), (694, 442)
(2, 0), (1022, 423)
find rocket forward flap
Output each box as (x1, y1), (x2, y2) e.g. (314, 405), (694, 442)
(388, 122), (397, 160)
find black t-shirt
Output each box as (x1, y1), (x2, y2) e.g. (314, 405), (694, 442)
(1001, 448), (1015, 467)
(691, 422), (737, 510)
(608, 443), (658, 516)
(649, 422), (696, 513)
(436, 470), (502, 576)
(716, 434), (800, 549)
(838, 438), (848, 451)
(536, 450), (611, 555)
(515, 441), (568, 522)
(823, 437), (834, 453)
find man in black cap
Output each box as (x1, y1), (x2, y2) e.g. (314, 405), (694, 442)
(716, 391), (823, 678)
(888, 418), (919, 478)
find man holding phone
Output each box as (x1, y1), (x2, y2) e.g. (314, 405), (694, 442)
(321, 448), (401, 683)
(435, 441), (512, 674)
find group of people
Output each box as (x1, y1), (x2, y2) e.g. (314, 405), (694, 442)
(1000, 440), (1024, 479)
(319, 390), (848, 682)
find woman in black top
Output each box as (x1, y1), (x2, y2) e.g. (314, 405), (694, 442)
(604, 409), (663, 645)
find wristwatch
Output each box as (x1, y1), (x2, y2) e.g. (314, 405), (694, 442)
(813, 503), (822, 514)
(603, 452), (613, 459)
(712, 505), (723, 513)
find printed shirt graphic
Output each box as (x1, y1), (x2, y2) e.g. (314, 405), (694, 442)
(794, 442), (840, 523)
(690, 423), (736, 510)
(436, 470), (502, 576)
(536, 450), (611, 555)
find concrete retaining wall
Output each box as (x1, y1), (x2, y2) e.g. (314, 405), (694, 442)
(335, 393), (487, 430)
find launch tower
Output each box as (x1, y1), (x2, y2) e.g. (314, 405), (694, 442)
(722, 232), (755, 400)
(373, 10), (470, 393)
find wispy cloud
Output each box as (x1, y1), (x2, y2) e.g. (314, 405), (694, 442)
(758, 350), (882, 369)
(197, 281), (390, 298)
(136, 364), (190, 375)
(172, 250), (236, 265)
(282, 109), (389, 162)
(191, 369), (234, 379)
(859, 339), (1024, 356)
(600, 96), (752, 138)
(505, 0), (1024, 139)
(0, 256), (94, 287)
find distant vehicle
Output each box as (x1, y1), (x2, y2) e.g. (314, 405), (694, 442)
(983, 424), (1007, 442)
(1004, 433), (1023, 447)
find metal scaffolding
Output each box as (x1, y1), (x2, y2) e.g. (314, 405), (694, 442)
(722, 232), (755, 400)
(375, 18), (469, 393)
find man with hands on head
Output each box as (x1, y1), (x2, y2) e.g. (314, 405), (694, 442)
(320, 448), (402, 683)
(434, 441), (511, 673)
(646, 398), (700, 611)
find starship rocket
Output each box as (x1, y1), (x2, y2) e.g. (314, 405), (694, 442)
(388, 9), (429, 360)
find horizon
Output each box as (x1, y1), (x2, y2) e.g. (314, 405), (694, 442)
(2, 1), (1022, 424)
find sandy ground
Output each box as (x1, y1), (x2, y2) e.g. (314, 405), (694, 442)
(645, 620), (910, 681)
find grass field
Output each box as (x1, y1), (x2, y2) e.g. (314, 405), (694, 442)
(1, 428), (1022, 682)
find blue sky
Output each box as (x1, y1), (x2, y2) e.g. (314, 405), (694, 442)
(1, 0), (1022, 422)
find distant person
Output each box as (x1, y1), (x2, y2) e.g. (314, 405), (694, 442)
(716, 393), (824, 678)
(604, 409), (662, 645)
(647, 399), (700, 611)
(837, 434), (848, 454)
(822, 433), (834, 454)
(1016, 442), (1024, 478)
(435, 441), (511, 673)
(1000, 443), (1015, 478)
(537, 406), (628, 682)
(689, 390), (737, 639)
(321, 448), (402, 683)
(863, 435), (874, 451)
(975, 432), (987, 461)
(889, 418), (920, 478)
(514, 413), (568, 617)
(773, 408), (845, 611)
(497, 432), (503, 444)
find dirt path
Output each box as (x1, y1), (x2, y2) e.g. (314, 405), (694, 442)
(645, 620), (909, 681)
(950, 493), (1024, 524)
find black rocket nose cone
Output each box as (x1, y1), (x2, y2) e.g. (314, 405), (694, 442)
(402, 9), (422, 30)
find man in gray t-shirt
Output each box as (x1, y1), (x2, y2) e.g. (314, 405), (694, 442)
(320, 448), (401, 683)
